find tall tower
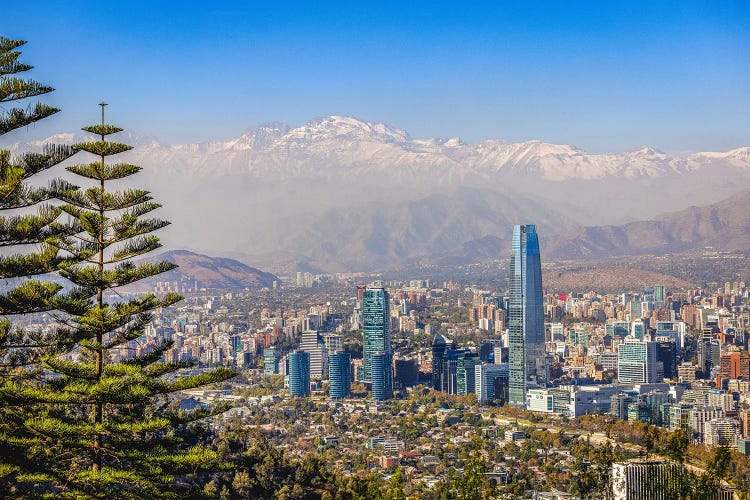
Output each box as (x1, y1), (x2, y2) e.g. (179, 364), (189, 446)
(508, 224), (546, 407)
(362, 287), (391, 384)
(431, 333), (449, 390)
(371, 352), (392, 401)
(288, 351), (310, 397)
(329, 352), (351, 400)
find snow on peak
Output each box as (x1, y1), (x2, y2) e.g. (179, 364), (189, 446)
(628, 146), (664, 156)
(280, 115), (410, 145)
(6, 116), (750, 182)
(443, 137), (464, 147)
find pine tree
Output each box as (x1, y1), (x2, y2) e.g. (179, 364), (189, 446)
(0, 36), (80, 490)
(10, 104), (235, 498)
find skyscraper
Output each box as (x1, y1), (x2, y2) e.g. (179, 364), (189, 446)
(431, 333), (452, 390)
(329, 352), (351, 399)
(508, 224), (546, 407)
(371, 352), (392, 401)
(288, 351), (310, 397)
(363, 287), (391, 384)
(475, 362), (509, 406)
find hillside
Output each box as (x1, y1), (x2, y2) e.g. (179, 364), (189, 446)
(147, 250), (278, 290)
(542, 267), (693, 293)
(546, 188), (750, 260)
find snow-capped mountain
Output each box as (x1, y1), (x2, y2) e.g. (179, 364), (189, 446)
(4, 116), (749, 271)
(7, 115), (749, 182)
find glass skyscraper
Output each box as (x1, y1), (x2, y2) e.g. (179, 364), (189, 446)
(288, 351), (310, 397)
(328, 352), (351, 399)
(371, 352), (392, 400)
(508, 224), (546, 407)
(363, 287), (391, 384)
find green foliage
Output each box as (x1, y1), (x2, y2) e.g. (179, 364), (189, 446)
(212, 426), (388, 499)
(0, 105), (236, 497)
(665, 428), (690, 463)
(0, 37), (87, 496)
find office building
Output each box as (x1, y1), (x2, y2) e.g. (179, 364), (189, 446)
(631, 321), (646, 340)
(617, 338), (658, 384)
(653, 285), (666, 309)
(655, 341), (676, 379)
(475, 363), (509, 405)
(363, 287), (391, 383)
(394, 357), (419, 387)
(323, 333), (344, 354)
(697, 337), (721, 378)
(440, 348), (471, 394)
(263, 346), (279, 375)
(431, 333), (454, 390)
(456, 352), (481, 395)
(508, 225), (546, 406)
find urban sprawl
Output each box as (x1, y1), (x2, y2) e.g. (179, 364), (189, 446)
(28, 225), (750, 498)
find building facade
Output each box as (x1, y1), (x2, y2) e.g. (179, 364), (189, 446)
(300, 330), (328, 379)
(475, 362), (509, 405)
(363, 287), (391, 384)
(329, 352), (351, 400)
(617, 338), (658, 384)
(508, 224), (546, 406)
(288, 351), (310, 397)
(371, 352), (392, 401)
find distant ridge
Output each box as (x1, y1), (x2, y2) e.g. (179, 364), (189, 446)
(546, 188), (750, 260)
(152, 250), (278, 290)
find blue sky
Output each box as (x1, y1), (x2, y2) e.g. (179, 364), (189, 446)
(3, 1), (749, 153)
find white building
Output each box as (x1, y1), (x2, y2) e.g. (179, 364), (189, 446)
(690, 406), (725, 441)
(612, 460), (682, 500)
(703, 417), (738, 447)
(300, 330), (328, 379)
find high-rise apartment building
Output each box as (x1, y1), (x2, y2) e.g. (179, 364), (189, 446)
(508, 224), (546, 406)
(612, 460), (684, 500)
(328, 352), (351, 400)
(300, 330), (328, 379)
(371, 352), (392, 401)
(288, 351), (310, 397)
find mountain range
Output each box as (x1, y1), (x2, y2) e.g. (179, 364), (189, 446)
(6, 116), (750, 272)
(545, 188), (750, 260)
